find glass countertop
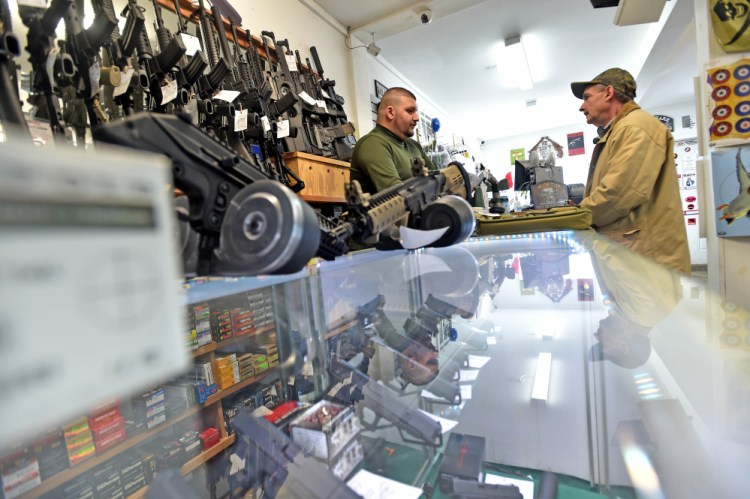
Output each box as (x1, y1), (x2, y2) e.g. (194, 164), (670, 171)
(1, 230), (746, 499)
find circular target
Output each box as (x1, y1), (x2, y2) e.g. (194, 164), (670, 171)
(736, 102), (750, 116)
(714, 121), (733, 137)
(712, 85), (731, 101)
(723, 301), (738, 312)
(734, 64), (750, 80)
(215, 180), (321, 275)
(720, 333), (741, 347)
(713, 105), (732, 119)
(735, 81), (750, 97)
(737, 118), (750, 133)
(712, 69), (731, 84)
(724, 318), (741, 330)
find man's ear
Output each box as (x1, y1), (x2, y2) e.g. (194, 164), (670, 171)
(385, 106), (395, 120)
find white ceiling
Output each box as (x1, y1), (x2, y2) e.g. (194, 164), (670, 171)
(314, 0), (698, 140)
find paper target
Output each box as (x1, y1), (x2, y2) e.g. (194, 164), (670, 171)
(734, 64), (750, 80)
(708, 58), (750, 141)
(735, 81), (750, 97)
(714, 121), (733, 136)
(713, 68), (731, 84)
(714, 105), (732, 119)
(713, 85), (732, 101)
(735, 101), (750, 116)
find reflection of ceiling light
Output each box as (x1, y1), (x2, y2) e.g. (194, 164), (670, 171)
(504, 35), (533, 91)
(531, 352), (552, 402)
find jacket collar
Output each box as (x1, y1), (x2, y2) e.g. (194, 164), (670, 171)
(598, 101), (641, 144)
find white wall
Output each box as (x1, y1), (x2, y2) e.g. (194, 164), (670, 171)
(481, 101), (697, 187)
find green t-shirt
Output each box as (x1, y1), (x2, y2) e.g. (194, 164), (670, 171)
(350, 124), (436, 193)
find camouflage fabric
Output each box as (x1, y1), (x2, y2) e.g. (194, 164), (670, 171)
(571, 67), (637, 99)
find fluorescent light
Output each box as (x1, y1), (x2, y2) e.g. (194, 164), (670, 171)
(531, 352), (552, 401)
(504, 35), (533, 90)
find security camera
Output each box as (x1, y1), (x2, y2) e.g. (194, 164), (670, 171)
(419, 9), (432, 24)
(367, 42), (381, 57)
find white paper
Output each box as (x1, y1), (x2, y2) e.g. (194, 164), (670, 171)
(160, 79), (178, 105)
(459, 369), (479, 382)
(419, 409), (458, 434)
(487, 336), (497, 345)
(18, 0), (46, 7)
(484, 473), (535, 499)
(347, 469), (422, 499)
(468, 354), (491, 368)
(316, 99), (328, 112)
(213, 90), (240, 103)
(276, 119), (290, 138)
(234, 109), (248, 131)
(298, 91), (318, 106)
(399, 226), (448, 249)
(113, 67), (134, 97)
(460, 384), (473, 400)
(285, 54), (298, 71)
(261, 115), (271, 133)
(180, 33), (203, 57)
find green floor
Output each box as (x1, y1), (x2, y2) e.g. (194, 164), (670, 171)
(359, 436), (637, 499)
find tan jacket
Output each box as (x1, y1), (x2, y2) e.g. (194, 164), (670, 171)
(581, 102), (691, 274)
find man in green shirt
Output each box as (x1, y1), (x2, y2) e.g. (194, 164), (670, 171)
(350, 87), (436, 193)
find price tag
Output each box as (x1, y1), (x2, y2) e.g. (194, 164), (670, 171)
(18, 0), (46, 7)
(261, 116), (271, 133)
(298, 91), (317, 106)
(113, 67), (134, 97)
(285, 54), (297, 71)
(160, 79), (178, 105)
(316, 99), (328, 113)
(179, 33), (203, 57)
(213, 90), (240, 102)
(276, 119), (290, 138)
(234, 109), (248, 131)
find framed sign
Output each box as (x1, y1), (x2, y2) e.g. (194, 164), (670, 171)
(374, 80), (388, 99)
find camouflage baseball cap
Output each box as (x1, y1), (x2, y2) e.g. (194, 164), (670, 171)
(571, 68), (637, 99)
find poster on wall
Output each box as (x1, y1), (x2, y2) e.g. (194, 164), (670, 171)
(568, 132), (585, 156)
(706, 57), (750, 143)
(510, 148), (525, 166)
(711, 145), (750, 237)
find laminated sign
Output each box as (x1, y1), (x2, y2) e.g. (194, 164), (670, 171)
(707, 57), (750, 141)
(711, 0), (750, 53)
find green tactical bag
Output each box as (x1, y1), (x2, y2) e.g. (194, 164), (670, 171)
(473, 206), (593, 236)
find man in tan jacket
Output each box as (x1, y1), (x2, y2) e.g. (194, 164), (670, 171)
(571, 68), (691, 274)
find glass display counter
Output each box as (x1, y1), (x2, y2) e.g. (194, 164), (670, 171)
(1, 230), (747, 499)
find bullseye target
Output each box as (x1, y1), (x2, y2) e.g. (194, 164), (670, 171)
(737, 118), (750, 133)
(721, 333), (741, 347)
(713, 85), (731, 101)
(724, 318), (740, 330)
(736, 101), (750, 116)
(713, 105), (732, 119)
(734, 64), (750, 80)
(714, 121), (733, 136)
(713, 69), (731, 84)
(735, 81), (750, 97)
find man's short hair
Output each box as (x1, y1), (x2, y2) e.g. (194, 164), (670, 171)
(381, 87), (417, 102)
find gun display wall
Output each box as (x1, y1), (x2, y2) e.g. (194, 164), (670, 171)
(1, 0), (475, 278)
(6, 0), (355, 160)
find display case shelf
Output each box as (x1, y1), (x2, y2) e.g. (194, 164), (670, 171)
(125, 435), (236, 499)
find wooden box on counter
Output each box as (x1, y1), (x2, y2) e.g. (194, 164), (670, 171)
(282, 152), (350, 203)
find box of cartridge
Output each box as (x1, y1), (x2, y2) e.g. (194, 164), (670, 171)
(32, 430), (69, 481)
(94, 427), (126, 453)
(178, 431), (202, 460)
(116, 451), (146, 496)
(90, 415), (125, 443)
(290, 401), (360, 461)
(0, 447), (41, 499)
(91, 460), (123, 498)
(198, 428), (220, 451)
(328, 437), (363, 481)
(64, 418), (96, 467)
(215, 354), (237, 369)
(210, 309), (233, 341)
(42, 471), (93, 499)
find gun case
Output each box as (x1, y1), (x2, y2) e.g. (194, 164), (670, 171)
(473, 206), (592, 236)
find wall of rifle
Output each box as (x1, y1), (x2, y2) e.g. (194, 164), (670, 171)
(1, 0), (357, 187)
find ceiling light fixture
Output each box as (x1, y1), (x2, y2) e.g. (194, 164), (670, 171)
(504, 35), (533, 91)
(531, 352), (552, 402)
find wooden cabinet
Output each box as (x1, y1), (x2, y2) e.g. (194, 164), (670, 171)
(283, 152), (350, 204)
